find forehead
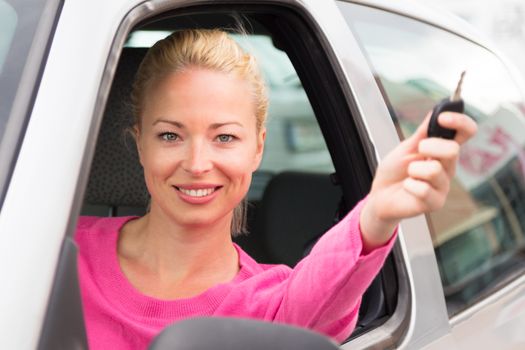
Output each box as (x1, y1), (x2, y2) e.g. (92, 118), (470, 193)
(142, 67), (256, 125)
(151, 66), (253, 100)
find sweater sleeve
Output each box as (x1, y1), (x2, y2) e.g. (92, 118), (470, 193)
(273, 197), (397, 342)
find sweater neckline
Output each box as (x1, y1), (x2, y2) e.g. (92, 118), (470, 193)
(99, 216), (251, 322)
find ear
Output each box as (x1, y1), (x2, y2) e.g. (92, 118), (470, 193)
(252, 128), (266, 171)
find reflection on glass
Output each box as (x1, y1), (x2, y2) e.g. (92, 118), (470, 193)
(0, 1), (17, 74)
(342, 3), (525, 315)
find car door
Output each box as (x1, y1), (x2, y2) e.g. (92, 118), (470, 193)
(0, 0), (461, 349)
(337, 1), (525, 349)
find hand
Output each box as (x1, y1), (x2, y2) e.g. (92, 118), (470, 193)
(360, 112), (478, 250)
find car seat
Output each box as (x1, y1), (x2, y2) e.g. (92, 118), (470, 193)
(253, 171), (390, 337)
(82, 47), (149, 216)
(252, 171), (342, 266)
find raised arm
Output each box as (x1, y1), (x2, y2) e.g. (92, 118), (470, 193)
(272, 112), (477, 342)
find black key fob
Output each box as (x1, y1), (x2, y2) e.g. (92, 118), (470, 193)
(427, 98), (464, 139)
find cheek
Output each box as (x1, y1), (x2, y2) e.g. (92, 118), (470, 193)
(141, 147), (178, 179)
(215, 147), (257, 181)
(225, 151), (255, 191)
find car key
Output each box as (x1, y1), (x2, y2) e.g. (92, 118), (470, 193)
(427, 71), (465, 139)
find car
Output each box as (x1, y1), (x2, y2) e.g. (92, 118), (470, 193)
(1, 0), (525, 349)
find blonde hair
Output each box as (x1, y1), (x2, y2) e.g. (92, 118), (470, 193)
(131, 29), (268, 234)
(131, 28), (267, 132)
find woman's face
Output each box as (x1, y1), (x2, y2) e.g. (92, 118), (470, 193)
(136, 67), (265, 228)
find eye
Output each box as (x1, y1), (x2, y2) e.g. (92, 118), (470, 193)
(159, 132), (179, 142)
(216, 134), (235, 143)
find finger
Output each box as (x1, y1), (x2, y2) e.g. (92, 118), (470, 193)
(418, 138), (459, 176)
(438, 112), (478, 144)
(418, 138), (459, 161)
(403, 177), (446, 211)
(407, 160), (449, 191)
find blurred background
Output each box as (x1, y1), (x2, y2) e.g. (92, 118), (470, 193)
(419, 0), (525, 81)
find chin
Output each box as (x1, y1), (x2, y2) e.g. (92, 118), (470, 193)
(167, 206), (233, 229)
(151, 195), (237, 230)
(178, 215), (231, 230)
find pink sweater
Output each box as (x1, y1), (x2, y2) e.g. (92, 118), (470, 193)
(76, 199), (396, 349)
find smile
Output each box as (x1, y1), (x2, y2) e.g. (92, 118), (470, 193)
(176, 187), (216, 197)
(174, 185), (221, 205)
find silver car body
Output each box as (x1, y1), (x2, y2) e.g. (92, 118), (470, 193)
(0, 0), (524, 349)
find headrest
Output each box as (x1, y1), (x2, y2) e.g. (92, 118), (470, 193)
(84, 47), (149, 208)
(256, 171), (341, 266)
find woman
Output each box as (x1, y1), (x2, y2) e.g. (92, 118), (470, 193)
(76, 29), (477, 349)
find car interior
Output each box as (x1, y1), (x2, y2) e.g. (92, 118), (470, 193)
(38, 5), (399, 349)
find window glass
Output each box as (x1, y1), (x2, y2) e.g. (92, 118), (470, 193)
(338, 2), (525, 315)
(0, 0), (18, 139)
(0, 1), (17, 74)
(0, 0), (53, 206)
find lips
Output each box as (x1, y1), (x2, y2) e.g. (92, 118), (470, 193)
(174, 184), (222, 203)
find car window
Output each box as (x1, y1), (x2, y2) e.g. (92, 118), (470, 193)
(75, 7), (400, 345)
(0, 0), (59, 207)
(338, 2), (525, 315)
(0, 1), (17, 73)
(0, 0), (19, 178)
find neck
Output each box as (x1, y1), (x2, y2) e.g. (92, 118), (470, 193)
(117, 203), (239, 298)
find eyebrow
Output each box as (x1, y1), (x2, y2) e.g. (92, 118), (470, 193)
(152, 119), (243, 129)
(210, 122), (244, 129)
(152, 119), (184, 128)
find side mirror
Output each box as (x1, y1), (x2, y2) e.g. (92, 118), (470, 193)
(149, 317), (340, 350)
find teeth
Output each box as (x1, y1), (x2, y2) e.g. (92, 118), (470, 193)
(179, 187), (215, 197)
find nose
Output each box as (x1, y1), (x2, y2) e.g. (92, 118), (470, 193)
(181, 139), (213, 176)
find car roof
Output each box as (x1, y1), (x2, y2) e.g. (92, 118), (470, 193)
(102, 0), (491, 51)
